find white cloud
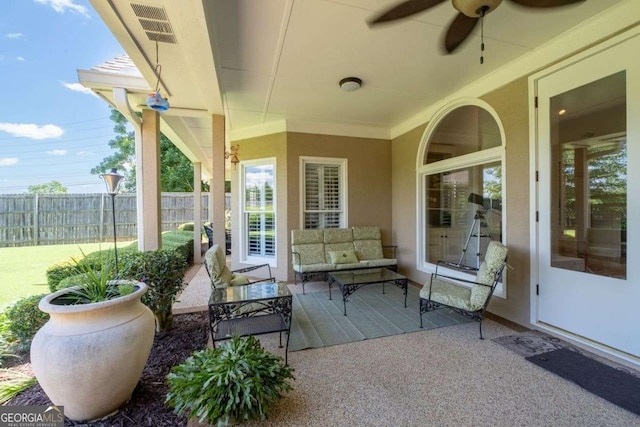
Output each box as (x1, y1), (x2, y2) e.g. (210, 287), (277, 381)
(0, 158), (19, 166)
(61, 82), (97, 97)
(6, 33), (23, 39)
(0, 123), (64, 140)
(16, 56), (25, 62)
(34, 0), (90, 18)
(47, 149), (67, 156)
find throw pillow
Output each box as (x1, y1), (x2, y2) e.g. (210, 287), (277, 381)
(328, 250), (358, 264)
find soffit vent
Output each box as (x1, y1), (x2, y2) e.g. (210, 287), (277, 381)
(130, 3), (176, 44)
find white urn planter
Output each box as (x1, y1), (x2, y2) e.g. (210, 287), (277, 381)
(31, 281), (155, 422)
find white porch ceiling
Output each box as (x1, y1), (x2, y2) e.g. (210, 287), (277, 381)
(86, 0), (629, 175)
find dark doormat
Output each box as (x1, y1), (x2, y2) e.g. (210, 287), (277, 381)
(526, 347), (640, 416)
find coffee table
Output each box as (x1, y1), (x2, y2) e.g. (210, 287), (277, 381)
(208, 281), (292, 364)
(328, 268), (408, 315)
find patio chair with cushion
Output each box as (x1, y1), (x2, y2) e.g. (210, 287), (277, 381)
(419, 240), (508, 339)
(203, 244), (273, 289)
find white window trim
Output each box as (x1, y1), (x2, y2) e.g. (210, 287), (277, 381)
(239, 158), (277, 267)
(415, 98), (508, 298)
(299, 156), (348, 229)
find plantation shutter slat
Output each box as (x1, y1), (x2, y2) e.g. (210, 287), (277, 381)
(304, 162), (343, 229)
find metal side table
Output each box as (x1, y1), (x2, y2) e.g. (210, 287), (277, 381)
(208, 281), (292, 364)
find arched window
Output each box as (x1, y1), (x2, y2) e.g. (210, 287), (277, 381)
(417, 100), (505, 294)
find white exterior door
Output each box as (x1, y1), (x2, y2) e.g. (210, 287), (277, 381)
(536, 33), (640, 358)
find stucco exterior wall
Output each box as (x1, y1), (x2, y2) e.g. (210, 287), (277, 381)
(391, 78), (531, 327)
(232, 131), (392, 281)
(230, 132), (289, 280)
(286, 132), (393, 280)
(390, 123), (428, 282)
(481, 77), (530, 326)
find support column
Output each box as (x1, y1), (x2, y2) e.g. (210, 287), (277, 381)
(193, 162), (202, 264)
(138, 109), (162, 251)
(212, 115), (226, 249)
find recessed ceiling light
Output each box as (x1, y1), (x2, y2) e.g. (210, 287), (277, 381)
(339, 77), (362, 92)
(558, 109), (566, 116)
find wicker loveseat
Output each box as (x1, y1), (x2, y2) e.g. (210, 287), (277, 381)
(291, 226), (397, 293)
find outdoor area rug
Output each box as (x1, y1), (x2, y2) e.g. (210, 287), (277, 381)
(526, 347), (640, 416)
(288, 283), (471, 351)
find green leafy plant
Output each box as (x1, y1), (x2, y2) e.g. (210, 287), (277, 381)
(120, 249), (188, 332)
(53, 251), (134, 305)
(4, 294), (49, 352)
(0, 369), (37, 404)
(166, 336), (294, 426)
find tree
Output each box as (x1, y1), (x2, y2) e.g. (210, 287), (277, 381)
(92, 108), (207, 192)
(28, 181), (67, 194)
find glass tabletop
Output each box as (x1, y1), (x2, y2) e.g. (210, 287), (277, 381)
(210, 281), (291, 304)
(329, 268), (406, 286)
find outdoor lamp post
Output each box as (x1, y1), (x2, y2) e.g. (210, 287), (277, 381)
(100, 168), (124, 277)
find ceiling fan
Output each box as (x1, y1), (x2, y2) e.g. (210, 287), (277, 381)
(369, 0), (586, 58)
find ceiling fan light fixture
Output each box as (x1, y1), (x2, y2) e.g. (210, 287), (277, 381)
(339, 77), (362, 92)
(452, 0), (503, 17)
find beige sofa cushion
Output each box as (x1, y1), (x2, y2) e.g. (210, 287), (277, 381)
(352, 226), (381, 240)
(292, 229), (324, 244)
(324, 228), (353, 243)
(292, 243), (326, 265)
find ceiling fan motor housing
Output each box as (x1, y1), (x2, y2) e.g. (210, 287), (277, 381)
(452, 0), (503, 17)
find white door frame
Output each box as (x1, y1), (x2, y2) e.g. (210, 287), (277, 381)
(529, 26), (640, 368)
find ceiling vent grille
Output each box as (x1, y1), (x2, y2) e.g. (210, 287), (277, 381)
(130, 3), (176, 44)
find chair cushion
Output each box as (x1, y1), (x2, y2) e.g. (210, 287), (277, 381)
(352, 226), (381, 240)
(421, 276), (474, 311)
(292, 243), (326, 265)
(293, 263), (337, 273)
(470, 241), (508, 309)
(324, 228), (353, 244)
(292, 229), (324, 244)
(204, 244), (226, 278)
(365, 258), (397, 268)
(354, 239), (384, 260)
(328, 250), (358, 264)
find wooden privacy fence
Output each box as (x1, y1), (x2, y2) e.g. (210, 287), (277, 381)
(0, 193), (231, 247)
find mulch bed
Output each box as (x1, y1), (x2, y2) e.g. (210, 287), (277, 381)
(9, 312), (209, 427)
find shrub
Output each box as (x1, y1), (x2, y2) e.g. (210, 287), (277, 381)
(55, 273), (91, 292)
(46, 234), (192, 293)
(166, 336), (294, 426)
(177, 222), (194, 231)
(46, 262), (77, 293)
(120, 249), (188, 332)
(4, 294), (49, 352)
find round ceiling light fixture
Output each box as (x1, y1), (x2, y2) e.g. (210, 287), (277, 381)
(339, 77), (362, 92)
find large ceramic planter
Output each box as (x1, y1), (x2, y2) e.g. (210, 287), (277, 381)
(31, 281), (155, 421)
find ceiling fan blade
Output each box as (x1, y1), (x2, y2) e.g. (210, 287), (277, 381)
(444, 12), (479, 54)
(368, 0), (446, 25)
(508, 0), (586, 8)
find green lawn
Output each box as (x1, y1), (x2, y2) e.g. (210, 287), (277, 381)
(0, 242), (123, 309)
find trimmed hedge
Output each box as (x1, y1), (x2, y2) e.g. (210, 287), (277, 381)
(46, 231), (194, 292)
(120, 249), (189, 332)
(4, 294), (49, 351)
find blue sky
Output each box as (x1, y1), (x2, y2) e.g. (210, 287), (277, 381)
(0, 0), (126, 194)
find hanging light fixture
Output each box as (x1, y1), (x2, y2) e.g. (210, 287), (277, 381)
(146, 41), (170, 112)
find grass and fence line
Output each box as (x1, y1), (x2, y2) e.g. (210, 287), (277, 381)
(0, 192), (230, 247)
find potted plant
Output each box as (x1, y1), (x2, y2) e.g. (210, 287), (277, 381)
(166, 336), (295, 426)
(30, 253), (155, 422)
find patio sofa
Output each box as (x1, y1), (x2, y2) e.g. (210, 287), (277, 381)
(291, 226), (397, 293)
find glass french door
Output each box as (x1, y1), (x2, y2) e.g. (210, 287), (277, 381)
(537, 33), (640, 358)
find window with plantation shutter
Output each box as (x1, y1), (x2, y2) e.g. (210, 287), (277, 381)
(301, 157), (347, 229)
(241, 159), (276, 264)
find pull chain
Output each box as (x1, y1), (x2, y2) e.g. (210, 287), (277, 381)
(480, 8), (485, 65)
